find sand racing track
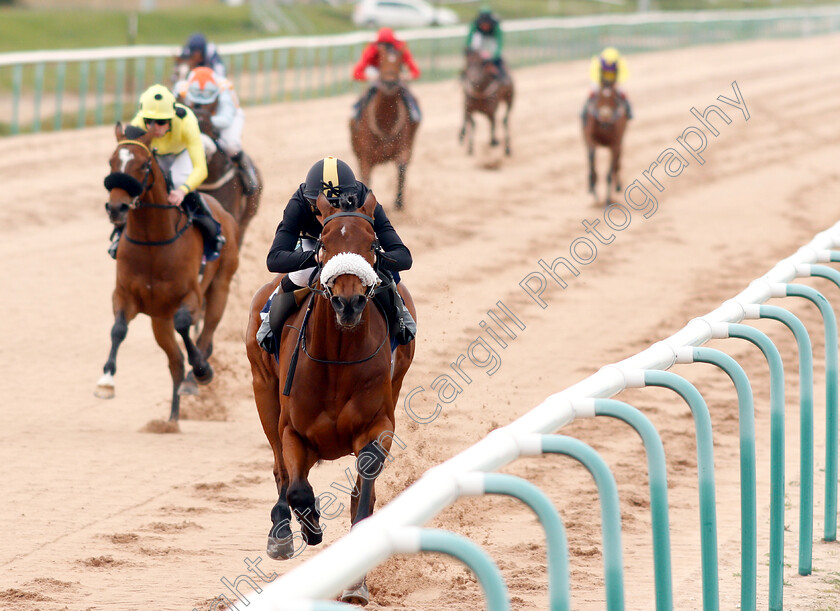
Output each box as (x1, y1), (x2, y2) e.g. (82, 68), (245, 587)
(1, 34), (840, 610)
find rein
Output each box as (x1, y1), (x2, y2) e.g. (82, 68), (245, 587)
(281, 210), (389, 395)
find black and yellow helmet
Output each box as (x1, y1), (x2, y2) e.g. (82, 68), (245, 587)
(304, 156), (357, 206)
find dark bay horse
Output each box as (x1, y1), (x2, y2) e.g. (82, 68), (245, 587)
(350, 44), (419, 210)
(245, 191), (416, 605)
(192, 107), (262, 248)
(582, 82), (628, 204)
(95, 124), (239, 422)
(459, 50), (514, 156)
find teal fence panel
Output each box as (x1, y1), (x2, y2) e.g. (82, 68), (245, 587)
(2, 7), (840, 136)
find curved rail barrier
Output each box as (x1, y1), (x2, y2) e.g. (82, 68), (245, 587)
(2, 6), (840, 135)
(241, 222), (840, 611)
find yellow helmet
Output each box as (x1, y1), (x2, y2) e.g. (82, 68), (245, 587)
(600, 47), (621, 63)
(138, 84), (176, 120)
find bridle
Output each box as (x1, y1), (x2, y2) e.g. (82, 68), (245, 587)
(104, 139), (191, 246)
(307, 211), (385, 302)
(281, 208), (391, 394)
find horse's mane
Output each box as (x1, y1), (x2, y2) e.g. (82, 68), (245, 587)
(124, 125), (147, 140)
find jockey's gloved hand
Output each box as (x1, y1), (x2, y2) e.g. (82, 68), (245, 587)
(364, 66), (380, 81)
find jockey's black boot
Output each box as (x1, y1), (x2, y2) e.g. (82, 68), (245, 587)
(108, 227), (123, 260)
(400, 87), (422, 124)
(232, 151), (259, 196)
(184, 191), (226, 261)
(258, 275), (306, 354)
(374, 272), (416, 346)
(352, 86), (378, 122)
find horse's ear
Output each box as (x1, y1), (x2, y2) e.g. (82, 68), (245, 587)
(360, 191), (377, 218)
(315, 192), (333, 220)
(115, 122), (124, 141)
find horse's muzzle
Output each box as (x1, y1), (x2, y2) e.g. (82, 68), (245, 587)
(330, 294), (367, 328)
(105, 201), (130, 224)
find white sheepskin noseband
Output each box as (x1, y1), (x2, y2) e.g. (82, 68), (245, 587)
(319, 252), (379, 288)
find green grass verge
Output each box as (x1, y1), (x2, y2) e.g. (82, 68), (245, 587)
(2, 0), (837, 54)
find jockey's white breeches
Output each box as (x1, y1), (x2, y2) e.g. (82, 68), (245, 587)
(288, 238), (319, 286)
(217, 108), (245, 157)
(156, 149), (192, 191)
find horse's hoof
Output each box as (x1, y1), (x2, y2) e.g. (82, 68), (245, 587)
(178, 372), (199, 396)
(340, 580), (369, 606)
(490, 139), (499, 147)
(94, 385), (115, 399)
(95, 372), (115, 399)
(266, 535), (295, 560)
(193, 364), (214, 386)
(505, 147), (511, 156)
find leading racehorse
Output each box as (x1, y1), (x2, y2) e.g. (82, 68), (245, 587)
(459, 49), (514, 156)
(96, 124), (239, 422)
(246, 191), (416, 605)
(350, 44), (419, 210)
(582, 82), (628, 205)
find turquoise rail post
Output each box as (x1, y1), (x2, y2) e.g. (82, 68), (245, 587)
(785, 283), (838, 542)
(33, 62), (44, 133)
(277, 48), (288, 101)
(294, 48), (303, 101)
(480, 473), (570, 610)
(95, 59), (105, 126)
(541, 435), (624, 610)
(808, 264), (840, 540)
(420, 529), (510, 611)
(690, 347), (757, 611)
(759, 304), (814, 576)
(593, 398), (673, 611)
(77, 61), (89, 129)
(263, 49), (274, 105)
(725, 323), (786, 611)
(134, 57), (146, 104)
(249, 51), (259, 106)
(234, 53), (245, 100)
(11, 64), (22, 135)
(114, 58), (126, 123)
(643, 370), (719, 611)
(53, 61), (65, 131)
(153, 57), (164, 85)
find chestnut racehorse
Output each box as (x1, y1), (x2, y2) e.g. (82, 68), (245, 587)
(192, 107), (262, 248)
(245, 191), (416, 605)
(96, 124), (239, 422)
(459, 49), (514, 156)
(350, 43), (419, 209)
(582, 82), (628, 204)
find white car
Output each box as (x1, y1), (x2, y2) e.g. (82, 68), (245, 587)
(352, 0), (459, 28)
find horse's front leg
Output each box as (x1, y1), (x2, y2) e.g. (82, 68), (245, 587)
(395, 163), (407, 210)
(612, 143), (623, 193)
(341, 438), (391, 607)
(174, 302), (214, 387)
(459, 109), (468, 144)
(95, 310), (131, 399)
(150, 316), (187, 421)
(503, 102), (512, 156)
(587, 147), (597, 196)
(283, 428), (324, 547)
(467, 114), (476, 155)
(489, 110), (499, 147)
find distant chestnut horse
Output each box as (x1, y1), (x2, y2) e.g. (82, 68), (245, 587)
(582, 82), (628, 204)
(459, 49), (514, 156)
(246, 192), (416, 605)
(96, 124), (239, 421)
(350, 43), (419, 209)
(192, 107), (262, 248)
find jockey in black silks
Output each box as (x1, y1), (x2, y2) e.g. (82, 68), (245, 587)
(256, 156), (416, 354)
